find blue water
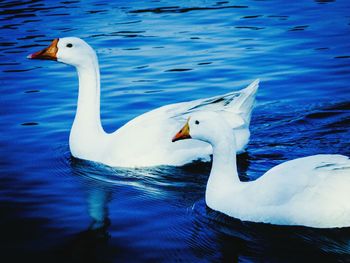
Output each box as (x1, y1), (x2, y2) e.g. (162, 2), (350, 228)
(1, 0), (350, 262)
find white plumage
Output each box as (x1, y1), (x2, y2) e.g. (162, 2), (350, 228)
(28, 37), (258, 167)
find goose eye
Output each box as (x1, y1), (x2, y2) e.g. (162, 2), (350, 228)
(195, 120), (200, 125)
(66, 43), (73, 48)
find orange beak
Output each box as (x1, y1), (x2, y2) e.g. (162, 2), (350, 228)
(172, 119), (191, 142)
(27, 38), (59, 61)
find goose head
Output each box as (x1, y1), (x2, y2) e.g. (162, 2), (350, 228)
(172, 111), (236, 145)
(28, 37), (96, 67)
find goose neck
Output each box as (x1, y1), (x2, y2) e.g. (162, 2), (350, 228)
(205, 134), (241, 207)
(74, 56), (103, 133)
(211, 138), (239, 183)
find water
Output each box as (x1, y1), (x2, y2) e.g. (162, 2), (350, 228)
(1, 0), (350, 261)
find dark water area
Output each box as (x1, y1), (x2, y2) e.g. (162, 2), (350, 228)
(1, 0), (350, 262)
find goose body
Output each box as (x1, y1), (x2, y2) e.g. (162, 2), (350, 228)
(173, 112), (350, 228)
(28, 37), (258, 167)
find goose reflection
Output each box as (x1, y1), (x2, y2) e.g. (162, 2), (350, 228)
(61, 158), (115, 263)
(86, 183), (112, 231)
(70, 158), (113, 233)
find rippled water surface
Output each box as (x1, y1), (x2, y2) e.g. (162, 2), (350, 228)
(1, 0), (350, 262)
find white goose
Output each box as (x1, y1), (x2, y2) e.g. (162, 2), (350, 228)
(172, 111), (350, 228)
(28, 37), (259, 167)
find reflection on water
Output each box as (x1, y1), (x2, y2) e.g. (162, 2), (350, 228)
(63, 164), (113, 263)
(1, 0), (350, 261)
(85, 181), (112, 231)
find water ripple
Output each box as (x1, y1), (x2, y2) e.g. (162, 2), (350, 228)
(1, 0), (350, 261)
(129, 5), (248, 14)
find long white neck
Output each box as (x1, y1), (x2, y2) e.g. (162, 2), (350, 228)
(75, 55), (103, 131)
(205, 132), (241, 210)
(69, 53), (106, 158)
